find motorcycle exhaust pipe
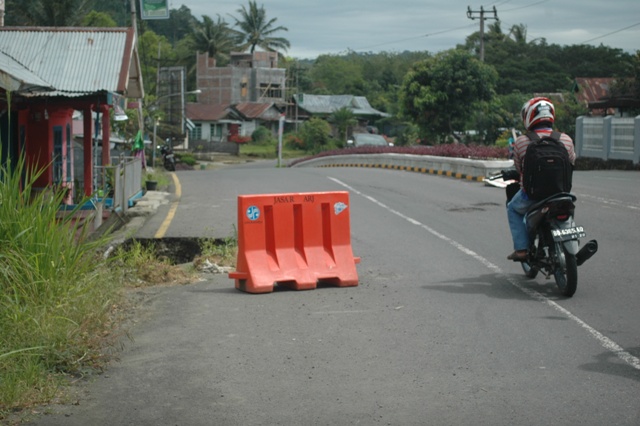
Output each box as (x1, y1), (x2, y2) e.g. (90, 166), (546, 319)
(576, 240), (598, 266)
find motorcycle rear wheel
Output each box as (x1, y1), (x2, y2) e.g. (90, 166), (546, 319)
(553, 243), (578, 297)
(521, 260), (538, 278)
(521, 235), (539, 278)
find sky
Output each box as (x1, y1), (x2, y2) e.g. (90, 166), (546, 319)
(172, 0), (640, 59)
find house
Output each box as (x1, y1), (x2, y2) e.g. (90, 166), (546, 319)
(186, 52), (286, 150)
(572, 77), (640, 116)
(287, 94), (390, 134)
(186, 52), (390, 150)
(572, 78), (615, 116)
(0, 26), (144, 202)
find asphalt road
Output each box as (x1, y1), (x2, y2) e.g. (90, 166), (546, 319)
(30, 163), (640, 426)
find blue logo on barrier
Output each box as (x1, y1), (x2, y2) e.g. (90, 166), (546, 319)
(246, 205), (260, 221)
(334, 202), (347, 215)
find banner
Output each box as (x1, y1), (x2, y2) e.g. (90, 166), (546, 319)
(140, 0), (169, 20)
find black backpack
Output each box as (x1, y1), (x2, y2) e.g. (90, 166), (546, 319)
(522, 131), (573, 201)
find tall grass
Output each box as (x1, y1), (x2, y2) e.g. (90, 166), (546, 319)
(0, 155), (122, 414)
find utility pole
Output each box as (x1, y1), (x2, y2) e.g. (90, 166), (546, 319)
(466, 6), (498, 62)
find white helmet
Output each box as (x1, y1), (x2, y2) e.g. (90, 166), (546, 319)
(521, 97), (555, 130)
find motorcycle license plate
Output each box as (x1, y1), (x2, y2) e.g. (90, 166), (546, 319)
(551, 226), (586, 242)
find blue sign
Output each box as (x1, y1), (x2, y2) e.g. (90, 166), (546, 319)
(246, 205), (260, 221)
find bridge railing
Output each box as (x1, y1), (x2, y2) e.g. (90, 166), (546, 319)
(575, 115), (640, 164)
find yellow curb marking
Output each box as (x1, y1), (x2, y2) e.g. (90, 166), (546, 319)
(154, 172), (181, 239)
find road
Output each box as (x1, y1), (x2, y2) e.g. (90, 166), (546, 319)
(32, 163), (640, 426)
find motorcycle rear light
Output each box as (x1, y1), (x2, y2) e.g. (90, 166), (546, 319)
(556, 214), (569, 220)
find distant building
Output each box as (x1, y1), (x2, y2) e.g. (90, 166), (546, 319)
(197, 51), (286, 105)
(572, 77), (640, 116)
(186, 52), (390, 152)
(186, 52), (287, 151)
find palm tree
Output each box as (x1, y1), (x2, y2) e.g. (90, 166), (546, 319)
(330, 107), (357, 144)
(507, 24), (528, 44)
(191, 15), (239, 66)
(231, 1), (290, 55)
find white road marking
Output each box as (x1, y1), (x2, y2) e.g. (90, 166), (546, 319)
(330, 177), (640, 371)
(577, 192), (640, 211)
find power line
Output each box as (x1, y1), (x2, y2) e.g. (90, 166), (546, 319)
(354, 23), (477, 51)
(501, 0), (549, 12)
(580, 22), (640, 44)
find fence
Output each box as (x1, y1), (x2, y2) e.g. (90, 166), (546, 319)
(95, 156), (143, 214)
(575, 115), (640, 164)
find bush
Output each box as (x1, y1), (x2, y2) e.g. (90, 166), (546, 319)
(284, 133), (304, 150)
(251, 126), (276, 145)
(298, 118), (332, 153)
(177, 152), (197, 166)
(395, 123), (420, 146)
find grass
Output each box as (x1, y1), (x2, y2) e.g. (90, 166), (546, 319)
(144, 169), (171, 189)
(113, 240), (196, 287)
(239, 142), (304, 160)
(0, 156), (210, 420)
(0, 157), (124, 418)
(198, 235), (237, 267)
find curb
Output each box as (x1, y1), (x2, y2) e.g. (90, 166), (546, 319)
(317, 163), (486, 181)
(290, 153), (513, 181)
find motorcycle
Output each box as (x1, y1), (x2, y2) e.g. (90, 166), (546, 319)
(159, 144), (176, 171)
(489, 170), (598, 297)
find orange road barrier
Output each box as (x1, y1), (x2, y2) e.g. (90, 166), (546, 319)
(229, 191), (361, 293)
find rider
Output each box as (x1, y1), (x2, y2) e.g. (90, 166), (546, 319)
(506, 97), (576, 261)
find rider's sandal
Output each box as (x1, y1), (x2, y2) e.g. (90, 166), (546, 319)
(507, 250), (527, 261)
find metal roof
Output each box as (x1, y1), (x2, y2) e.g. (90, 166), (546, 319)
(0, 50), (53, 92)
(0, 27), (143, 98)
(293, 94), (390, 117)
(186, 103), (231, 121)
(233, 102), (280, 120)
(573, 77), (614, 104)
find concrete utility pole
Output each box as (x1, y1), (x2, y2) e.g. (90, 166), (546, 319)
(466, 5), (498, 62)
(0, 0), (5, 27)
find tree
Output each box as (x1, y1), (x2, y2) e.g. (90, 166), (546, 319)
(191, 15), (239, 66)
(299, 117), (332, 153)
(137, 30), (176, 98)
(309, 54), (367, 95)
(329, 107), (357, 144)
(6, 0), (95, 26)
(146, 5), (198, 46)
(399, 49), (498, 142)
(231, 1), (290, 55)
(81, 10), (117, 27)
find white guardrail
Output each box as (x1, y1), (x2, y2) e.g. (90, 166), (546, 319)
(291, 153), (513, 181)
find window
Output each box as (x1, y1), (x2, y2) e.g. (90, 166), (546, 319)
(190, 123), (202, 141)
(259, 83), (282, 99)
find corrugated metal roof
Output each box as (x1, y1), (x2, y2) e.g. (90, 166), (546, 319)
(0, 27), (141, 97)
(0, 50), (53, 92)
(186, 103), (231, 121)
(234, 102), (278, 120)
(294, 94), (389, 117)
(574, 77), (614, 104)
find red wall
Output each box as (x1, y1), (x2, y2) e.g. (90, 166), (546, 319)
(21, 106), (73, 189)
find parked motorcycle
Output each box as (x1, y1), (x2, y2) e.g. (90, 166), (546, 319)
(159, 144), (176, 171)
(489, 170), (598, 297)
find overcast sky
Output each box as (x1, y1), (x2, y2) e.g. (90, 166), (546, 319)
(172, 0), (639, 59)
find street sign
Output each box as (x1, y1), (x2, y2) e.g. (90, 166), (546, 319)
(140, 0), (169, 20)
